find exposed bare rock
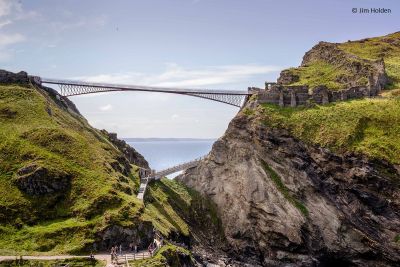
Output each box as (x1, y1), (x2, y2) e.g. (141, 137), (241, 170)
(178, 101), (400, 266)
(13, 163), (72, 195)
(0, 69), (30, 86)
(96, 222), (154, 251)
(276, 41), (389, 90)
(277, 70), (299, 85)
(101, 130), (149, 169)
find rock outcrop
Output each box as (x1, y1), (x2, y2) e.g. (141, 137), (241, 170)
(178, 100), (400, 266)
(277, 41), (389, 91)
(101, 130), (149, 169)
(13, 163), (72, 195)
(0, 70), (30, 86)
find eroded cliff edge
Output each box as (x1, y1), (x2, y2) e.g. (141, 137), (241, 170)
(178, 96), (400, 266)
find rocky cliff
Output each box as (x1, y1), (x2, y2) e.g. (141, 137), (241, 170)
(0, 70), (218, 260)
(179, 96), (400, 266)
(277, 32), (400, 91)
(100, 130), (149, 169)
(179, 33), (400, 267)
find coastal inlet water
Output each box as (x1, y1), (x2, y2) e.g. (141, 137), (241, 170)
(125, 139), (215, 177)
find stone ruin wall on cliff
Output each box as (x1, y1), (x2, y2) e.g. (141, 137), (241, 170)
(253, 75), (385, 107)
(254, 57), (389, 107)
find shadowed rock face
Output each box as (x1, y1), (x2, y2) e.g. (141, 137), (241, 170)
(178, 101), (400, 266)
(14, 164), (72, 195)
(101, 130), (150, 169)
(0, 70), (30, 86)
(277, 41), (389, 90)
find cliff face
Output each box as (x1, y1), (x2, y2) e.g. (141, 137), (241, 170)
(100, 130), (149, 169)
(276, 32), (400, 91)
(178, 99), (400, 266)
(0, 70), (211, 258)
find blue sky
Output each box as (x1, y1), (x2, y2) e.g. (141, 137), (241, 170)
(1, 0), (399, 138)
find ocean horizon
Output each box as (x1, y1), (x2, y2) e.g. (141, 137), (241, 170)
(124, 138), (216, 176)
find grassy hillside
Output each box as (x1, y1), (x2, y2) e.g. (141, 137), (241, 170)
(129, 243), (194, 267)
(339, 32), (400, 89)
(282, 60), (349, 90)
(0, 83), (222, 255)
(0, 258), (105, 267)
(280, 31), (400, 90)
(258, 89), (400, 165)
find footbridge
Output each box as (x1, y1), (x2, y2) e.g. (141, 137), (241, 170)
(137, 156), (204, 200)
(30, 75), (240, 199)
(32, 76), (252, 107)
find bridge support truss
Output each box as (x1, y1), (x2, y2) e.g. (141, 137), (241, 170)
(34, 77), (251, 107)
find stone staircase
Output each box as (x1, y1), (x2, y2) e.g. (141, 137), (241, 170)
(137, 178), (148, 200)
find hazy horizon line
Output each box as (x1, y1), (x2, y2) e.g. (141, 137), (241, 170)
(123, 137), (217, 141)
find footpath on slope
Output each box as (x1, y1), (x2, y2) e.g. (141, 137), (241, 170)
(0, 249), (152, 267)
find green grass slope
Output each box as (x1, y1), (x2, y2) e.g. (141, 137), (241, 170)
(281, 31), (400, 90)
(339, 32), (400, 89)
(129, 243), (194, 267)
(0, 258), (105, 267)
(259, 90), (400, 165)
(0, 83), (223, 255)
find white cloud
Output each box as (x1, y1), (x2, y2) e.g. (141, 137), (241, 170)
(0, 33), (25, 61)
(74, 63), (281, 89)
(171, 114), (179, 120)
(99, 104), (113, 111)
(0, 33), (25, 46)
(0, 0), (14, 17)
(0, 19), (11, 28)
(0, 0), (34, 61)
(49, 14), (108, 32)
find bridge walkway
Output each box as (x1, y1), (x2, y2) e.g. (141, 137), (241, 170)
(136, 156), (205, 200)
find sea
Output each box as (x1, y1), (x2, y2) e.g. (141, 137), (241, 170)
(124, 138), (216, 178)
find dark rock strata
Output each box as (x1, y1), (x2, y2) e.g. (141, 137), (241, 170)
(101, 130), (149, 169)
(179, 102), (400, 266)
(13, 163), (72, 195)
(0, 69), (30, 86)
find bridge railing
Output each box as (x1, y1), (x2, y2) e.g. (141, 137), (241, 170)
(137, 155), (207, 199)
(153, 155), (206, 180)
(35, 77), (252, 107)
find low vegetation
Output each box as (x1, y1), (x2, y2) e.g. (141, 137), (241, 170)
(285, 60), (348, 90)
(260, 91), (400, 165)
(339, 32), (400, 89)
(0, 84), (222, 255)
(0, 258), (105, 267)
(144, 178), (224, 241)
(282, 32), (400, 90)
(129, 243), (194, 267)
(260, 160), (308, 216)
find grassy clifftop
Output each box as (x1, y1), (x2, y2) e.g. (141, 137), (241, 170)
(0, 81), (222, 255)
(256, 89), (400, 165)
(259, 32), (400, 164)
(339, 32), (400, 89)
(279, 31), (400, 90)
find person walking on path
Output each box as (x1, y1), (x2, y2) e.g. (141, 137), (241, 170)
(112, 245), (118, 264)
(119, 244), (122, 255)
(110, 247), (114, 264)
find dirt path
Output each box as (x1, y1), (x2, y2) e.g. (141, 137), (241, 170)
(0, 250), (152, 267)
(0, 254), (111, 266)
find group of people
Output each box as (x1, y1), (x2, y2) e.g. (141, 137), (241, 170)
(109, 230), (163, 263)
(110, 244), (123, 263)
(110, 243), (139, 263)
(128, 242), (138, 253)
